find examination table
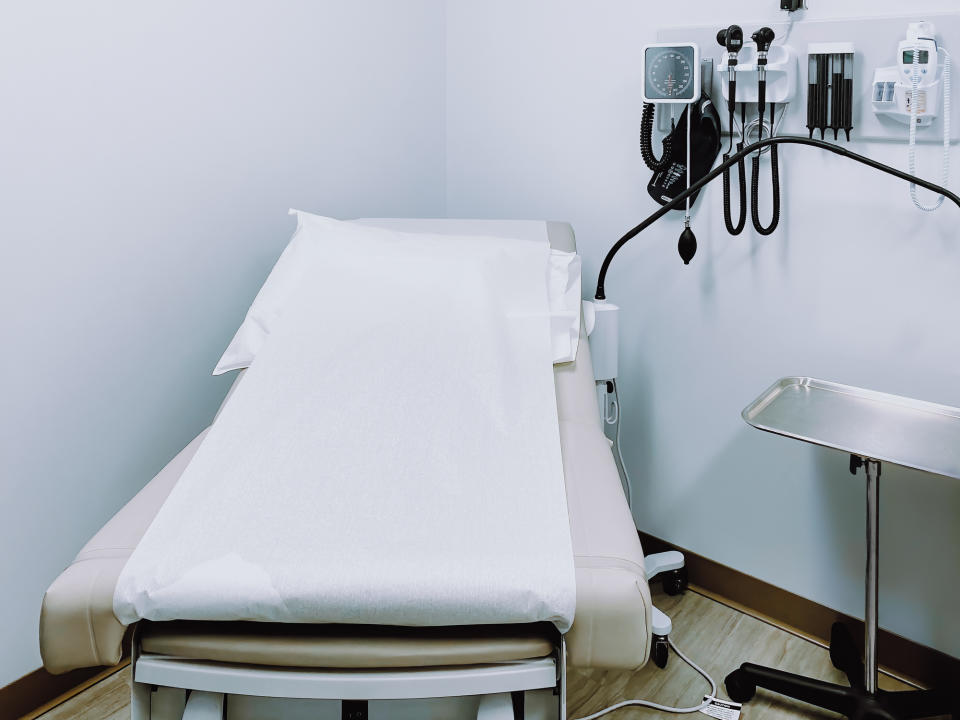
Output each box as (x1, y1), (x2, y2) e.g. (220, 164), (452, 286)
(39, 221), (652, 719)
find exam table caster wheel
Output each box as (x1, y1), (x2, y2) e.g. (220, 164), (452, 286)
(662, 567), (688, 596)
(651, 635), (669, 669)
(724, 670), (756, 704)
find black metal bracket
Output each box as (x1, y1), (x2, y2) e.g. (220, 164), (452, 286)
(512, 690), (525, 719)
(849, 454), (863, 475)
(850, 455), (882, 478)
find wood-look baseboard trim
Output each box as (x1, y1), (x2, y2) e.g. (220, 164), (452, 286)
(0, 660), (128, 720)
(639, 531), (960, 690)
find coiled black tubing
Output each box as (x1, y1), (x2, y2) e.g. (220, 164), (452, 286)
(722, 144), (748, 236)
(640, 102), (673, 172)
(751, 144), (781, 235)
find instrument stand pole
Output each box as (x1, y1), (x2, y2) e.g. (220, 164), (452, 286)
(862, 457), (880, 695)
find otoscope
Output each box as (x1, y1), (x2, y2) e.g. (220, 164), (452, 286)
(750, 26), (781, 235)
(717, 25), (748, 236)
(593, 135), (960, 300)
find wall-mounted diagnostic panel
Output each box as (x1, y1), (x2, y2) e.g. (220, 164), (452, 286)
(658, 13), (959, 143)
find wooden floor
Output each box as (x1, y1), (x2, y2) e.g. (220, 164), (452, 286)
(567, 589), (910, 720)
(37, 588), (912, 720)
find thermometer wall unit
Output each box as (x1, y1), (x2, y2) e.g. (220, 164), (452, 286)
(872, 22), (944, 127)
(642, 43), (701, 104)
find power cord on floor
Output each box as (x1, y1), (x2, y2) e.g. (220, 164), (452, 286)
(572, 638), (718, 720)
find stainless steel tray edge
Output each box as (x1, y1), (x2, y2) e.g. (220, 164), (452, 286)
(741, 376), (808, 425)
(744, 377), (960, 426)
(741, 377), (864, 460)
(741, 376), (960, 479)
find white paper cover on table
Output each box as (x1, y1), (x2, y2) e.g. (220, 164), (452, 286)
(213, 211), (580, 372)
(548, 250), (581, 363)
(114, 217), (576, 632)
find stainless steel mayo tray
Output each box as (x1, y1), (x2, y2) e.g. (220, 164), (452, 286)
(743, 377), (960, 479)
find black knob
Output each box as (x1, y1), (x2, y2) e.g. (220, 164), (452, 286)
(717, 25), (744, 54)
(678, 227), (697, 265)
(751, 27), (776, 53)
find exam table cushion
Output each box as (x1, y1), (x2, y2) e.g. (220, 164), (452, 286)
(138, 621), (556, 668)
(40, 220), (650, 673)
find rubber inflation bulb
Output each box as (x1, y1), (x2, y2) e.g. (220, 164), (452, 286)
(678, 226), (697, 265)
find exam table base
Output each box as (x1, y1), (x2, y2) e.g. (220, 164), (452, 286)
(725, 459), (957, 720)
(129, 631), (567, 720)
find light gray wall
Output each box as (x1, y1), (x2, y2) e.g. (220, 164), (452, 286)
(0, 1), (445, 686)
(446, 1), (960, 658)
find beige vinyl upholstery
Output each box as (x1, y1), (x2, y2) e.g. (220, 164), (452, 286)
(39, 431), (209, 674)
(40, 221), (651, 674)
(139, 621), (557, 669)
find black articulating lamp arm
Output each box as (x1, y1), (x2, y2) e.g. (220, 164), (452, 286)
(594, 136), (960, 300)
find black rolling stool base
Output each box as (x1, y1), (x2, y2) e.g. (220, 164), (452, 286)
(724, 623), (956, 720)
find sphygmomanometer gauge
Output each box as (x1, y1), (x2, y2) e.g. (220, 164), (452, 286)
(648, 50), (692, 97)
(642, 44), (700, 104)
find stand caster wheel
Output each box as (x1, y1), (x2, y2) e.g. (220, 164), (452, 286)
(651, 635), (669, 669)
(662, 567), (688, 596)
(828, 622), (862, 675)
(724, 670), (756, 704)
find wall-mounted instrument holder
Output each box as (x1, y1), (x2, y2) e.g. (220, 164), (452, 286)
(807, 42), (855, 140)
(717, 41), (799, 105)
(658, 12), (960, 143)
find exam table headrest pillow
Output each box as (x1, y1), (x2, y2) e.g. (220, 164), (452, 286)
(213, 212), (581, 375)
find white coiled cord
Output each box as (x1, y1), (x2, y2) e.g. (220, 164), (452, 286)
(572, 637), (718, 720)
(909, 42), (951, 211)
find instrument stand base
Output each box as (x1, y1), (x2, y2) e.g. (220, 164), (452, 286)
(725, 622), (957, 719)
